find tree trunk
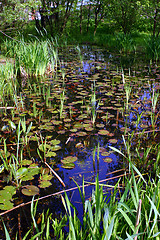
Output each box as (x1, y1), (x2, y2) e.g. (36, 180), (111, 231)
(153, 8), (158, 37)
(87, 3), (91, 33)
(80, 0), (83, 34)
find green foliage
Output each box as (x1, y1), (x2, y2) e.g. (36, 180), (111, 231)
(2, 38), (59, 78)
(0, 61), (16, 103)
(145, 36), (160, 62)
(0, 0), (40, 30)
(115, 33), (136, 53)
(1, 168), (160, 239)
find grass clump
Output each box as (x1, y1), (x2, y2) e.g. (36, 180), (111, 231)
(2, 38), (59, 78)
(2, 167), (160, 239)
(0, 61), (17, 103)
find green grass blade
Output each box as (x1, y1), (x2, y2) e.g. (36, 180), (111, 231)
(118, 208), (135, 232)
(2, 221), (11, 240)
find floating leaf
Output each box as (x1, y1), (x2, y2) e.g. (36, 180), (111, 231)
(101, 152), (110, 157)
(38, 180), (52, 188)
(61, 162), (75, 169)
(104, 157), (113, 163)
(50, 139), (61, 145)
(16, 167), (28, 179)
(108, 139), (118, 144)
(3, 186), (16, 196)
(21, 160), (32, 166)
(50, 145), (61, 151)
(98, 130), (110, 135)
(40, 174), (53, 181)
(61, 156), (77, 164)
(46, 151), (56, 157)
(76, 131), (87, 137)
(0, 201), (14, 210)
(0, 192), (12, 201)
(22, 185), (39, 196)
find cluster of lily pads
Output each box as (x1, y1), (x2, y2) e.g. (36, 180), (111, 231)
(0, 45), (159, 238)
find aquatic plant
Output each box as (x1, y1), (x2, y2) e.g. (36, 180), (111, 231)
(0, 61), (16, 104)
(145, 36), (160, 62)
(2, 38), (60, 78)
(90, 83), (99, 125)
(115, 33), (136, 54)
(124, 83), (132, 111)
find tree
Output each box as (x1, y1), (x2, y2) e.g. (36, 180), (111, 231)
(0, 0), (40, 31)
(139, 0), (160, 37)
(109, 0), (139, 34)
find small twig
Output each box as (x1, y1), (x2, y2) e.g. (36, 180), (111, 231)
(0, 30), (24, 43)
(18, 213), (22, 240)
(44, 161), (65, 187)
(125, 129), (160, 137)
(0, 107), (15, 109)
(65, 137), (71, 144)
(0, 173), (126, 216)
(134, 199), (142, 240)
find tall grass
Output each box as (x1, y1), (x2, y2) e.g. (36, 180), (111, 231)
(145, 36), (160, 62)
(2, 161), (160, 239)
(2, 38), (60, 78)
(0, 61), (17, 104)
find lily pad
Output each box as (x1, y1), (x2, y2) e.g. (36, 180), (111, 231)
(50, 139), (61, 145)
(0, 201), (14, 210)
(22, 185), (39, 196)
(101, 152), (110, 157)
(38, 180), (52, 188)
(61, 156), (77, 164)
(98, 130), (110, 135)
(50, 145), (61, 151)
(3, 186), (16, 196)
(40, 174), (53, 181)
(104, 157), (113, 163)
(108, 139), (118, 144)
(61, 162), (75, 169)
(21, 160), (32, 166)
(76, 131), (87, 137)
(46, 151), (56, 157)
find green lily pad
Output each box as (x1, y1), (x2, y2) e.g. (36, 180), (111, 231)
(20, 167), (40, 181)
(61, 156), (77, 164)
(108, 139), (118, 144)
(0, 192), (12, 202)
(50, 145), (61, 151)
(104, 157), (113, 163)
(39, 144), (51, 151)
(76, 131), (87, 136)
(38, 180), (52, 188)
(0, 201), (14, 210)
(98, 130), (110, 135)
(22, 185), (39, 196)
(21, 160), (32, 166)
(50, 139), (61, 145)
(62, 162), (75, 169)
(3, 186), (16, 196)
(101, 152), (110, 157)
(46, 151), (56, 157)
(16, 167), (28, 179)
(40, 174), (53, 181)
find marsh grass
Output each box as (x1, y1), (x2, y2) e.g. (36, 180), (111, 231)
(1, 153), (160, 239)
(115, 33), (136, 54)
(145, 36), (160, 62)
(2, 38), (60, 78)
(0, 61), (17, 103)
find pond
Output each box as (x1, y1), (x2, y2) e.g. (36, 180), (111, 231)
(0, 45), (159, 237)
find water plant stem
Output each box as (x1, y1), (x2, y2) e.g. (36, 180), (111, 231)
(44, 162), (65, 188)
